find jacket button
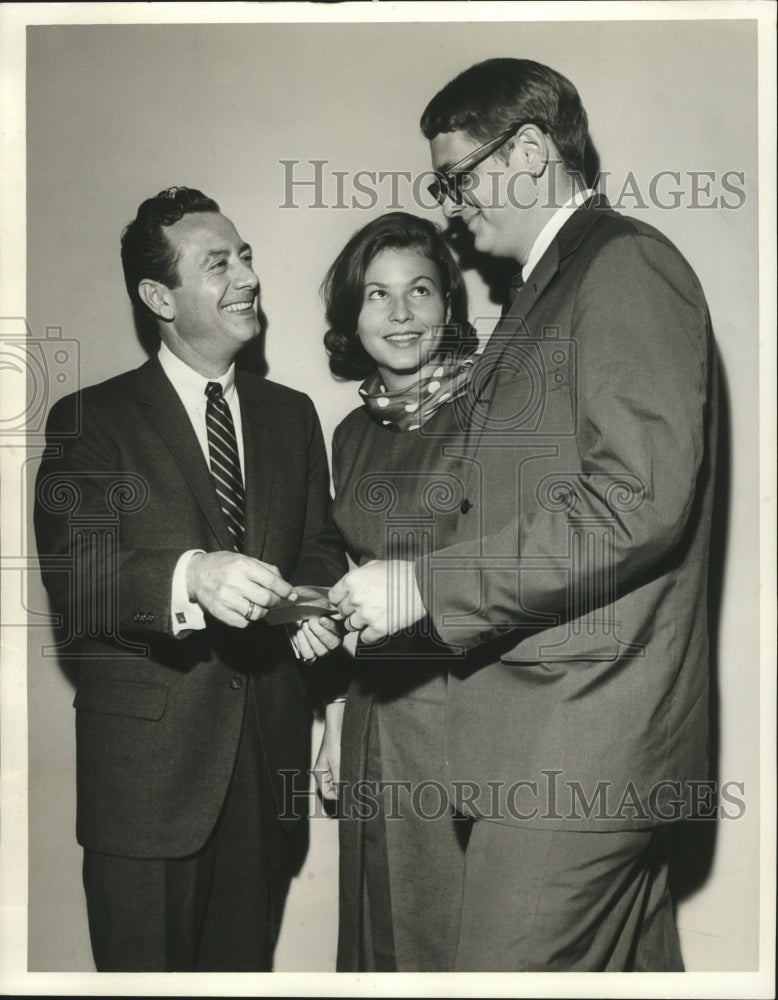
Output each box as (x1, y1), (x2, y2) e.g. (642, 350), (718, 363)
(460, 499), (472, 514)
(480, 631), (491, 642)
(230, 676), (243, 691)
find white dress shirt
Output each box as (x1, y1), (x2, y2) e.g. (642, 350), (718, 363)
(522, 187), (594, 282)
(476, 188), (594, 355)
(157, 341), (245, 635)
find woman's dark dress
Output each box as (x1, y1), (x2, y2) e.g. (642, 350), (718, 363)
(332, 399), (472, 972)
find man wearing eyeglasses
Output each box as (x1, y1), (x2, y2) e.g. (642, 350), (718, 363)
(330, 58), (717, 971)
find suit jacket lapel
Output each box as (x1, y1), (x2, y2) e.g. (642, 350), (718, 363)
(133, 356), (235, 552)
(499, 193), (610, 332)
(500, 242), (561, 333)
(460, 195), (611, 471)
(457, 250), (562, 473)
(236, 371), (273, 559)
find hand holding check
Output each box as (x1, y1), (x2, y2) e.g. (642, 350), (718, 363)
(269, 585), (345, 663)
(186, 551), (295, 629)
(328, 559), (427, 645)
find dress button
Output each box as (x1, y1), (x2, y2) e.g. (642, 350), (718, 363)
(230, 676), (243, 691)
(460, 499), (472, 514)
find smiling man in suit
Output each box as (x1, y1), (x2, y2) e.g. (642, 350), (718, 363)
(330, 60), (718, 970)
(34, 186), (346, 972)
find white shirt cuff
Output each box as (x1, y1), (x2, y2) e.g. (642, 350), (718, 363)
(171, 549), (206, 636)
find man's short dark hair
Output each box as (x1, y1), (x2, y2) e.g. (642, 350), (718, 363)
(322, 211), (477, 381)
(120, 186), (220, 314)
(420, 58), (588, 176)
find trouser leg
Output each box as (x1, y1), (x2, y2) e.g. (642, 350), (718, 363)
(454, 822), (683, 972)
(83, 690), (288, 972)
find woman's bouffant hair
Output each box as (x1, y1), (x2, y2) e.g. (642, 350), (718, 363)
(322, 212), (477, 380)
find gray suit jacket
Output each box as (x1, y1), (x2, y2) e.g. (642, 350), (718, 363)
(34, 355), (347, 858)
(416, 197), (718, 829)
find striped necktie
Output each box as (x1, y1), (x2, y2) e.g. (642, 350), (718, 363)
(205, 381), (245, 552)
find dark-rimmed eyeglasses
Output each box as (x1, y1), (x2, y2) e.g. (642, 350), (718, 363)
(427, 119), (550, 207)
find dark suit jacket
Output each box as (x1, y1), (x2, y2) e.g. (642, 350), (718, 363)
(416, 197), (718, 830)
(34, 355), (347, 859)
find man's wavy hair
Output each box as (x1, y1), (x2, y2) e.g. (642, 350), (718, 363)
(120, 186), (219, 316)
(421, 58), (588, 176)
(322, 212), (477, 381)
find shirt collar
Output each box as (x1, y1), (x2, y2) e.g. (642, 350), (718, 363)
(158, 341), (236, 410)
(522, 187), (594, 283)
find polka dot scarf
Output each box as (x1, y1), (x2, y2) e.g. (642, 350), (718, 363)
(358, 353), (477, 432)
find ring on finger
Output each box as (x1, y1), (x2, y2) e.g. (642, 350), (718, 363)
(245, 599), (255, 622)
(347, 613), (360, 633)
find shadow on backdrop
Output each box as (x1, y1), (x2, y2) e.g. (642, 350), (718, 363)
(668, 348), (729, 907)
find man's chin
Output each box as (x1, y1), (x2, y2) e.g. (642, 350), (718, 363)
(239, 321), (261, 342)
(472, 233), (492, 255)
(470, 223), (491, 254)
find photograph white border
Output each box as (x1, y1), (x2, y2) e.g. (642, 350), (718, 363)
(1, 2), (775, 997)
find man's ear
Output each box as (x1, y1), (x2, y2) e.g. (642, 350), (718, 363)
(509, 124), (551, 179)
(138, 279), (175, 322)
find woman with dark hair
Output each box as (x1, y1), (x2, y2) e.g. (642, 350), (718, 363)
(314, 212), (480, 972)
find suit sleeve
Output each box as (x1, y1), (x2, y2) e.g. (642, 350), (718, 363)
(34, 392), (181, 640)
(416, 233), (712, 650)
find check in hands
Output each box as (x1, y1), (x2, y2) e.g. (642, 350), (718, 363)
(328, 559), (427, 645)
(186, 550), (296, 628)
(291, 615), (343, 663)
(184, 552), (426, 652)
(184, 551), (342, 661)
(290, 558), (428, 662)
